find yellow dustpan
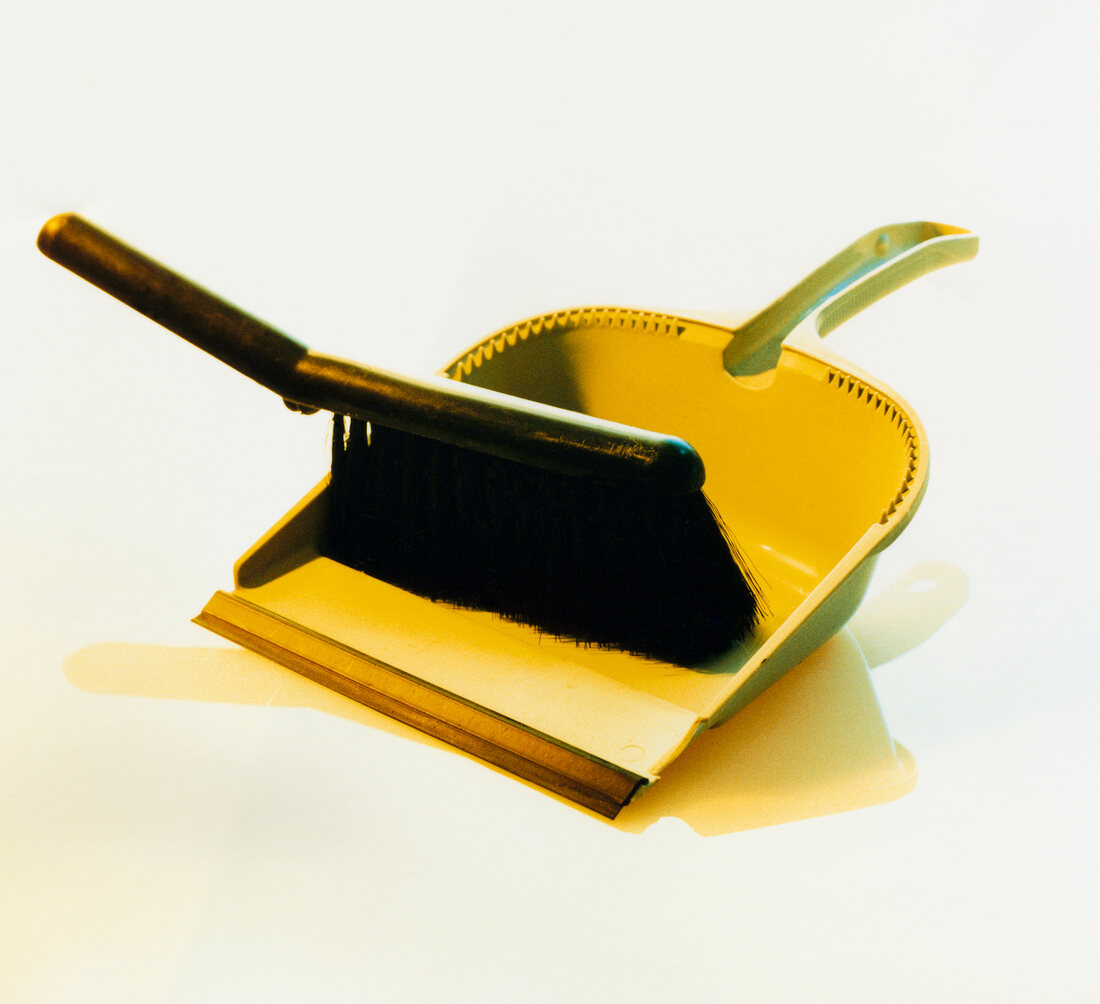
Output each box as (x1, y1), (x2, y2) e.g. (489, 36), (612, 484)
(197, 222), (977, 818)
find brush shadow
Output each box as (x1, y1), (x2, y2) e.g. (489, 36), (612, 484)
(62, 562), (967, 835)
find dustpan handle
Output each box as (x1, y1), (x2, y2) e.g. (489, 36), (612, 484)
(37, 214), (704, 495)
(726, 222), (977, 376)
(813, 228), (978, 338)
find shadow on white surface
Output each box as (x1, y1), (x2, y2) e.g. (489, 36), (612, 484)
(848, 560), (970, 670)
(63, 562), (967, 836)
(621, 559), (968, 835)
(615, 629), (910, 835)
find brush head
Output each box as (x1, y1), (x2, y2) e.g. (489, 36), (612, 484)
(324, 416), (760, 665)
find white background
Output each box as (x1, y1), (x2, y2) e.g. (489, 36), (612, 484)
(3, 2), (1098, 1001)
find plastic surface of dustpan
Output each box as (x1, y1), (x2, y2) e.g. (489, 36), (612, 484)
(441, 223), (977, 725)
(196, 222), (977, 818)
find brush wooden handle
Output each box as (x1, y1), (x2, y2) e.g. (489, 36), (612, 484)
(38, 214), (703, 495)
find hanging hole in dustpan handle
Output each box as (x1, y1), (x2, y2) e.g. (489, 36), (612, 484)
(726, 222), (977, 377)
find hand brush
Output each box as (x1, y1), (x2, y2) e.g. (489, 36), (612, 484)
(38, 213), (760, 665)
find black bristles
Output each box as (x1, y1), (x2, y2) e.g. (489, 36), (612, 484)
(323, 415), (759, 665)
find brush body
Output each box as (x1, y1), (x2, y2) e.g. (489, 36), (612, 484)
(38, 213), (760, 665)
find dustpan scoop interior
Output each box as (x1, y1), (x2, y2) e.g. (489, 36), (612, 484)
(443, 311), (925, 649)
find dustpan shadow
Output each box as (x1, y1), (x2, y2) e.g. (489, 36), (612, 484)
(62, 561), (967, 836)
(847, 560), (970, 670)
(61, 641), (466, 753)
(613, 629), (907, 835)
(613, 559), (969, 835)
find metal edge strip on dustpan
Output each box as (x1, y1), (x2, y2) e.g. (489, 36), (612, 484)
(195, 591), (646, 818)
